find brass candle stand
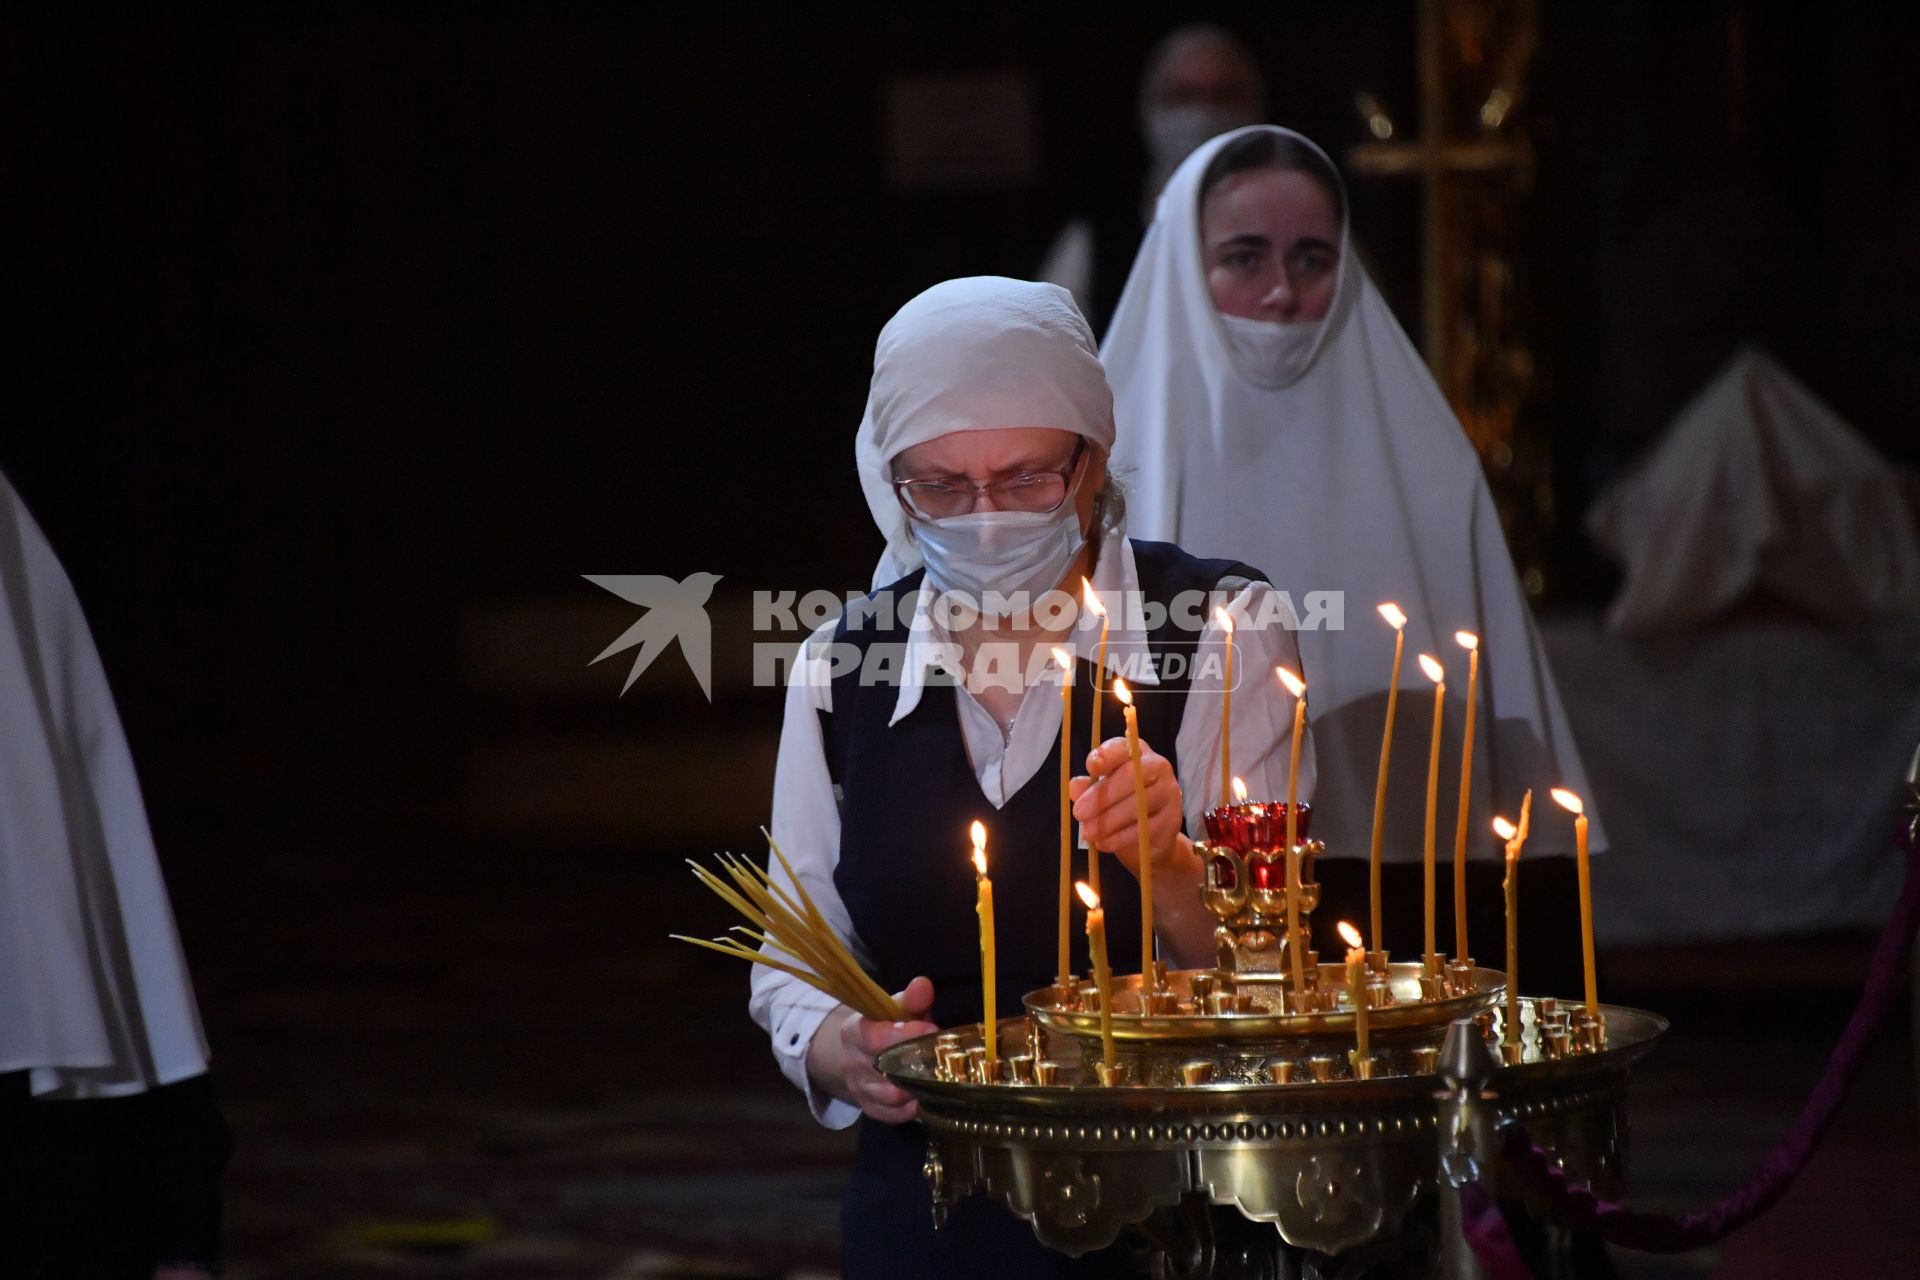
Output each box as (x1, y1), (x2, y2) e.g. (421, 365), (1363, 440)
(882, 983), (1667, 1276)
(886, 800), (1660, 1280)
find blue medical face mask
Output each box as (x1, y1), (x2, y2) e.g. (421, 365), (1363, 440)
(912, 504), (1087, 615)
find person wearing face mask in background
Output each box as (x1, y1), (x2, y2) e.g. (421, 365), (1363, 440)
(1036, 24), (1265, 338)
(1104, 127), (1602, 1000)
(750, 277), (1311, 1277)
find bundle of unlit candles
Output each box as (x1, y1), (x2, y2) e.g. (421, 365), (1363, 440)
(673, 829), (905, 1022)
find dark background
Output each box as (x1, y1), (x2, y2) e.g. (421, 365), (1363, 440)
(1, 6), (1916, 1270)
(4, 4), (1916, 833)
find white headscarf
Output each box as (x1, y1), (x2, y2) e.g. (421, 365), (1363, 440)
(1105, 127), (1601, 860)
(0, 473), (210, 1097)
(858, 277), (1117, 589)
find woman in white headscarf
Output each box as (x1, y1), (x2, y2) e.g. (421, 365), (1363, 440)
(0, 471), (230, 1279)
(749, 277), (1310, 1277)
(1104, 127), (1601, 991)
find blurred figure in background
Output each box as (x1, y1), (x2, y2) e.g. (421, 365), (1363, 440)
(0, 471), (231, 1280)
(1037, 23), (1265, 337)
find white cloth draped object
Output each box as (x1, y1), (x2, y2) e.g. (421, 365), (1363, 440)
(1103, 125), (1600, 861)
(1588, 346), (1920, 634)
(1544, 616), (1918, 944)
(857, 276), (1117, 589)
(0, 474), (210, 1097)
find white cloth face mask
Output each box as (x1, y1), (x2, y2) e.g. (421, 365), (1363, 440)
(912, 506), (1087, 615)
(1145, 104), (1250, 173)
(1217, 312), (1323, 388)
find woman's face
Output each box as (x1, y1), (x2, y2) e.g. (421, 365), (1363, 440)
(1200, 167), (1341, 322)
(892, 427), (1102, 529)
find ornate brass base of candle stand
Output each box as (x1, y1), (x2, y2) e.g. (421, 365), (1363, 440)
(879, 981), (1666, 1278)
(1201, 838), (1329, 986)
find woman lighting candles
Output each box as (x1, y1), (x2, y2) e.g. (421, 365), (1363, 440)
(748, 277), (1310, 1277)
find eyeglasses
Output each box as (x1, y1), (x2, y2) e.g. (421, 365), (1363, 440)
(892, 439), (1088, 521)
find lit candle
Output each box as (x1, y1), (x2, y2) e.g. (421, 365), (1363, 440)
(1076, 881), (1117, 1071)
(1494, 791), (1532, 1050)
(1276, 665), (1309, 999)
(1112, 678), (1155, 976)
(1216, 605), (1235, 808)
(1493, 816), (1518, 1048)
(1452, 631), (1480, 963)
(1418, 654), (1446, 972)
(1232, 775), (1248, 803)
(1338, 919), (1370, 1062)
(1082, 579), (1109, 898)
(1551, 788), (1597, 1019)
(1369, 603), (1407, 954)
(1052, 647), (1075, 989)
(971, 821), (997, 1067)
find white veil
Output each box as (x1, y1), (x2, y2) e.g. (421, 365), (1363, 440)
(0, 473), (211, 1096)
(1104, 126), (1601, 860)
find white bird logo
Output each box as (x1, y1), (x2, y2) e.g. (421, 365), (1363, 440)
(584, 572), (722, 700)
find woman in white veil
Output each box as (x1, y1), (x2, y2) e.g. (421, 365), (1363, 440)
(1104, 126), (1600, 990)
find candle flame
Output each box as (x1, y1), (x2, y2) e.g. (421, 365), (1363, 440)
(1232, 776), (1248, 802)
(1214, 604), (1234, 633)
(1112, 677), (1133, 706)
(1337, 920), (1364, 949)
(1275, 665), (1306, 698)
(1081, 578), (1106, 618)
(1051, 645), (1074, 672)
(1418, 653), (1444, 683)
(1492, 816), (1518, 841)
(1377, 602), (1407, 630)
(972, 847), (987, 877)
(970, 820), (987, 853)
(1455, 630), (1479, 650)
(1075, 881), (1100, 910)
(1550, 787), (1584, 816)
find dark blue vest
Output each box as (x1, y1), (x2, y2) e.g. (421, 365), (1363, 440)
(818, 539), (1260, 1279)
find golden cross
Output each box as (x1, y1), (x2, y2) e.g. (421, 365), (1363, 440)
(1345, 0), (1533, 401)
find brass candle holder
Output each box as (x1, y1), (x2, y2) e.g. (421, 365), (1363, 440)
(1198, 800), (1321, 989)
(966, 1046), (991, 1083)
(880, 1000), (1670, 1271)
(1445, 958), (1478, 998)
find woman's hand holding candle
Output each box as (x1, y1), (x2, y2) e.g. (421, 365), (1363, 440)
(807, 975), (937, 1124)
(1072, 738), (1183, 874)
(1071, 737), (1215, 969)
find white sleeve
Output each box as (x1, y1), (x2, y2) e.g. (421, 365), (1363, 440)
(746, 623), (863, 1130)
(1172, 580), (1317, 832)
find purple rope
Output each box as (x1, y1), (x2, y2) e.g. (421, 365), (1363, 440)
(1469, 824), (1920, 1266)
(1459, 1181), (1538, 1280)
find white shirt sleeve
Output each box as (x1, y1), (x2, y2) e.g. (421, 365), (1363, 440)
(1172, 579), (1317, 831)
(747, 623), (864, 1130)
